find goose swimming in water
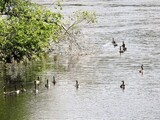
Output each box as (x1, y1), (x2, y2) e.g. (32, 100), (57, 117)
(3, 85), (20, 96)
(75, 80), (79, 89)
(122, 41), (127, 52)
(45, 79), (50, 89)
(112, 38), (118, 47)
(52, 76), (56, 85)
(13, 85), (20, 94)
(119, 46), (124, 54)
(33, 80), (38, 94)
(120, 81), (125, 89)
(34, 76), (40, 86)
(139, 64), (143, 74)
(20, 84), (26, 93)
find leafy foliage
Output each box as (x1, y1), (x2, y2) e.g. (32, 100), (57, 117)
(0, 0), (63, 63)
(0, 0), (97, 63)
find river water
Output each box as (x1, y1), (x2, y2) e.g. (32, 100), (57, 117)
(1, 0), (160, 119)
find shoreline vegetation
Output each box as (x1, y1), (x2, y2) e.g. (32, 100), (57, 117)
(0, 0), (96, 84)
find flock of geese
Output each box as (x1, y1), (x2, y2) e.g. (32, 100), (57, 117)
(3, 76), (79, 96)
(112, 38), (127, 54)
(112, 38), (144, 90)
(2, 38), (144, 96)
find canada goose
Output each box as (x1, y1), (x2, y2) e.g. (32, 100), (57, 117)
(139, 64), (143, 74)
(3, 85), (20, 96)
(141, 64), (143, 70)
(75, 80), (79, 89)
(20, 84), (26, 93)
(13, 85), (20, 94)
(34, 77), (40, 86)
(120, 81), (125, 89)
(52, 76), (56, 85)
(122, 41), (127, 51)
(112, 38), (118, 47)
(33, 80), (38, 94)
(119, 46), (124, 54)
(122, 41), (125, 48)
(45, 79), (50, 89)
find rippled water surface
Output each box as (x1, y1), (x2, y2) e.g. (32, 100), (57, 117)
(1, 0), (160, 119)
